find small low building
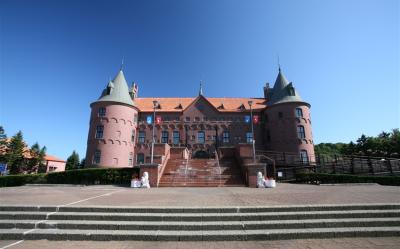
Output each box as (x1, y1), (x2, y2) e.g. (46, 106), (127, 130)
(44, 155), (66, 173)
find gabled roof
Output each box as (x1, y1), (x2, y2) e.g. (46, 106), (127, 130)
(268, 69), (307, 106)
(135, 97), (267, 112)
(94, 70), (135, 106)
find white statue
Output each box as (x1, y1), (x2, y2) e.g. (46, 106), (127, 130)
(141, 172), (150, 188)
(257, 171), (266, 188)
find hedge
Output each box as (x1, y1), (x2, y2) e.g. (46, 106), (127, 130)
(0, 167), (139, 188)
(296, 173), (400, 186)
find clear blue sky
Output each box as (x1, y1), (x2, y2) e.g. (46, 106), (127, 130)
(0, 0), (399, 160)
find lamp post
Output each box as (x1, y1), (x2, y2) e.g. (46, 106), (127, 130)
(151, 100), (158, 164)
(248, 100), (256, 163)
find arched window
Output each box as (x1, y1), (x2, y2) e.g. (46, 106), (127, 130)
(98, 107), (106, 117)
(93, 150), (101, 164)
(297, 125), (305, 139)
(300, 150), (309, 164)
(295, 108), (303, 118)
(95, 125), (104, 139)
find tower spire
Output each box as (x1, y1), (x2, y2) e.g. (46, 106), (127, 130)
(120, 57), (124, 71)
(199, 80), (204, 96)
(277, 54), (281, 72)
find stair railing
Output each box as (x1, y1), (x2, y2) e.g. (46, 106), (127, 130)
(215, 151), (222, 187)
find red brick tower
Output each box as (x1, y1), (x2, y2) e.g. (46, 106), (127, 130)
(263, 68), (315, 163)
(85, 69), (139, 168)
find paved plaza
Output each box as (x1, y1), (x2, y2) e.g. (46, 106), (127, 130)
(1, 183), (399, 207)
(0, 183), (399, 248)
(0, 237), (400, 249)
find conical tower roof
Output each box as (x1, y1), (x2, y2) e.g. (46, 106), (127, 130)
(268, 68), (308, 106)
(272, 68), (290, 92)
(94, 70), (135, 106)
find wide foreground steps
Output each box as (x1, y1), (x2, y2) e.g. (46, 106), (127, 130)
(1, 204), (399, 241)
(1, 218), (400, 230)
(1, 227), (399, 241)
(1, 209), (399, 221)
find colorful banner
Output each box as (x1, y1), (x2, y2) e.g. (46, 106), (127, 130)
(146, 116), (152, 124)
(156, 116), (162, 125)
(253, 115), (260, 124)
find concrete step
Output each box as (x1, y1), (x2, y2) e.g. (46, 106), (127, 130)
(1, 209), (399, 221)
(0, 204), (400, 241)
(1, 204), (399, 213)
(1, 218), (400, 231)
(1, 227), (399, 241)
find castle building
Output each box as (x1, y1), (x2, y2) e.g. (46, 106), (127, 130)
(85, 68), (314, 168)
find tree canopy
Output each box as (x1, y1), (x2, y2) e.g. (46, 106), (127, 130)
(315, 129), (400, 158)
(66, 150), (80, 170)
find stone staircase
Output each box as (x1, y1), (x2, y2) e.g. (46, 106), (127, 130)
(0, 204), (399, 241)
(159, 158), (244, 187)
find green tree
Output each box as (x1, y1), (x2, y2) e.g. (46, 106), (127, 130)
(28, 143), (47, 173)
(80, 158), (86, 168)
(6, 131), (25, 174)
(0, 126), (7, 163)
(66, 151), (80, 170)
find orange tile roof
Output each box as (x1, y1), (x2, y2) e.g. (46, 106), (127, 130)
(45, 155), (66, 162)
(135, 97), (267, 112)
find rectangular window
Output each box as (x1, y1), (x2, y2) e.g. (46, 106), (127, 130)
(95, 125), (104, 139)
(223, 131), (230, 143)
(300, 150), (309, 164)
(266, 129), (271, 142)
(128, 153), (133, 166)
(295, 108), (303, 118)
(98, 107), (106, 117)
(138, 131), (145, 143)
(94, 150), (101, 164)
(161, 131), (169, 143)
(131, 130), (135, 143)
(278, 112), (283, 118)
(185, 117), (190, 122)
(297, 125), (305, 139)
(265, 114), (269, 123)
(194, 117), (200, 121)
(133, 114), (138, 123)
(246, 132), (253, 143)
(173, 131), (180, 144)
(198, 131), (205, 144)
(137, 153), (144, 164)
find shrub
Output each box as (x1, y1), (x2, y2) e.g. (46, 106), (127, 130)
(0, 174), (47, 187)
(296, 173), (400, 186)
(0, 167), (139, 187)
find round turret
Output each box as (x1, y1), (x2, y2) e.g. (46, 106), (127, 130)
(85, 70), (139, 168)
(263, 69), (315, 163)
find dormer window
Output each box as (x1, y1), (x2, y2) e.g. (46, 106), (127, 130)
(106, 82), (114, 95)
(287, 86), (295, 96)
(175, 103), (183, 109)
(218, 103), (225, 110)
(239, 103), (245, 110)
